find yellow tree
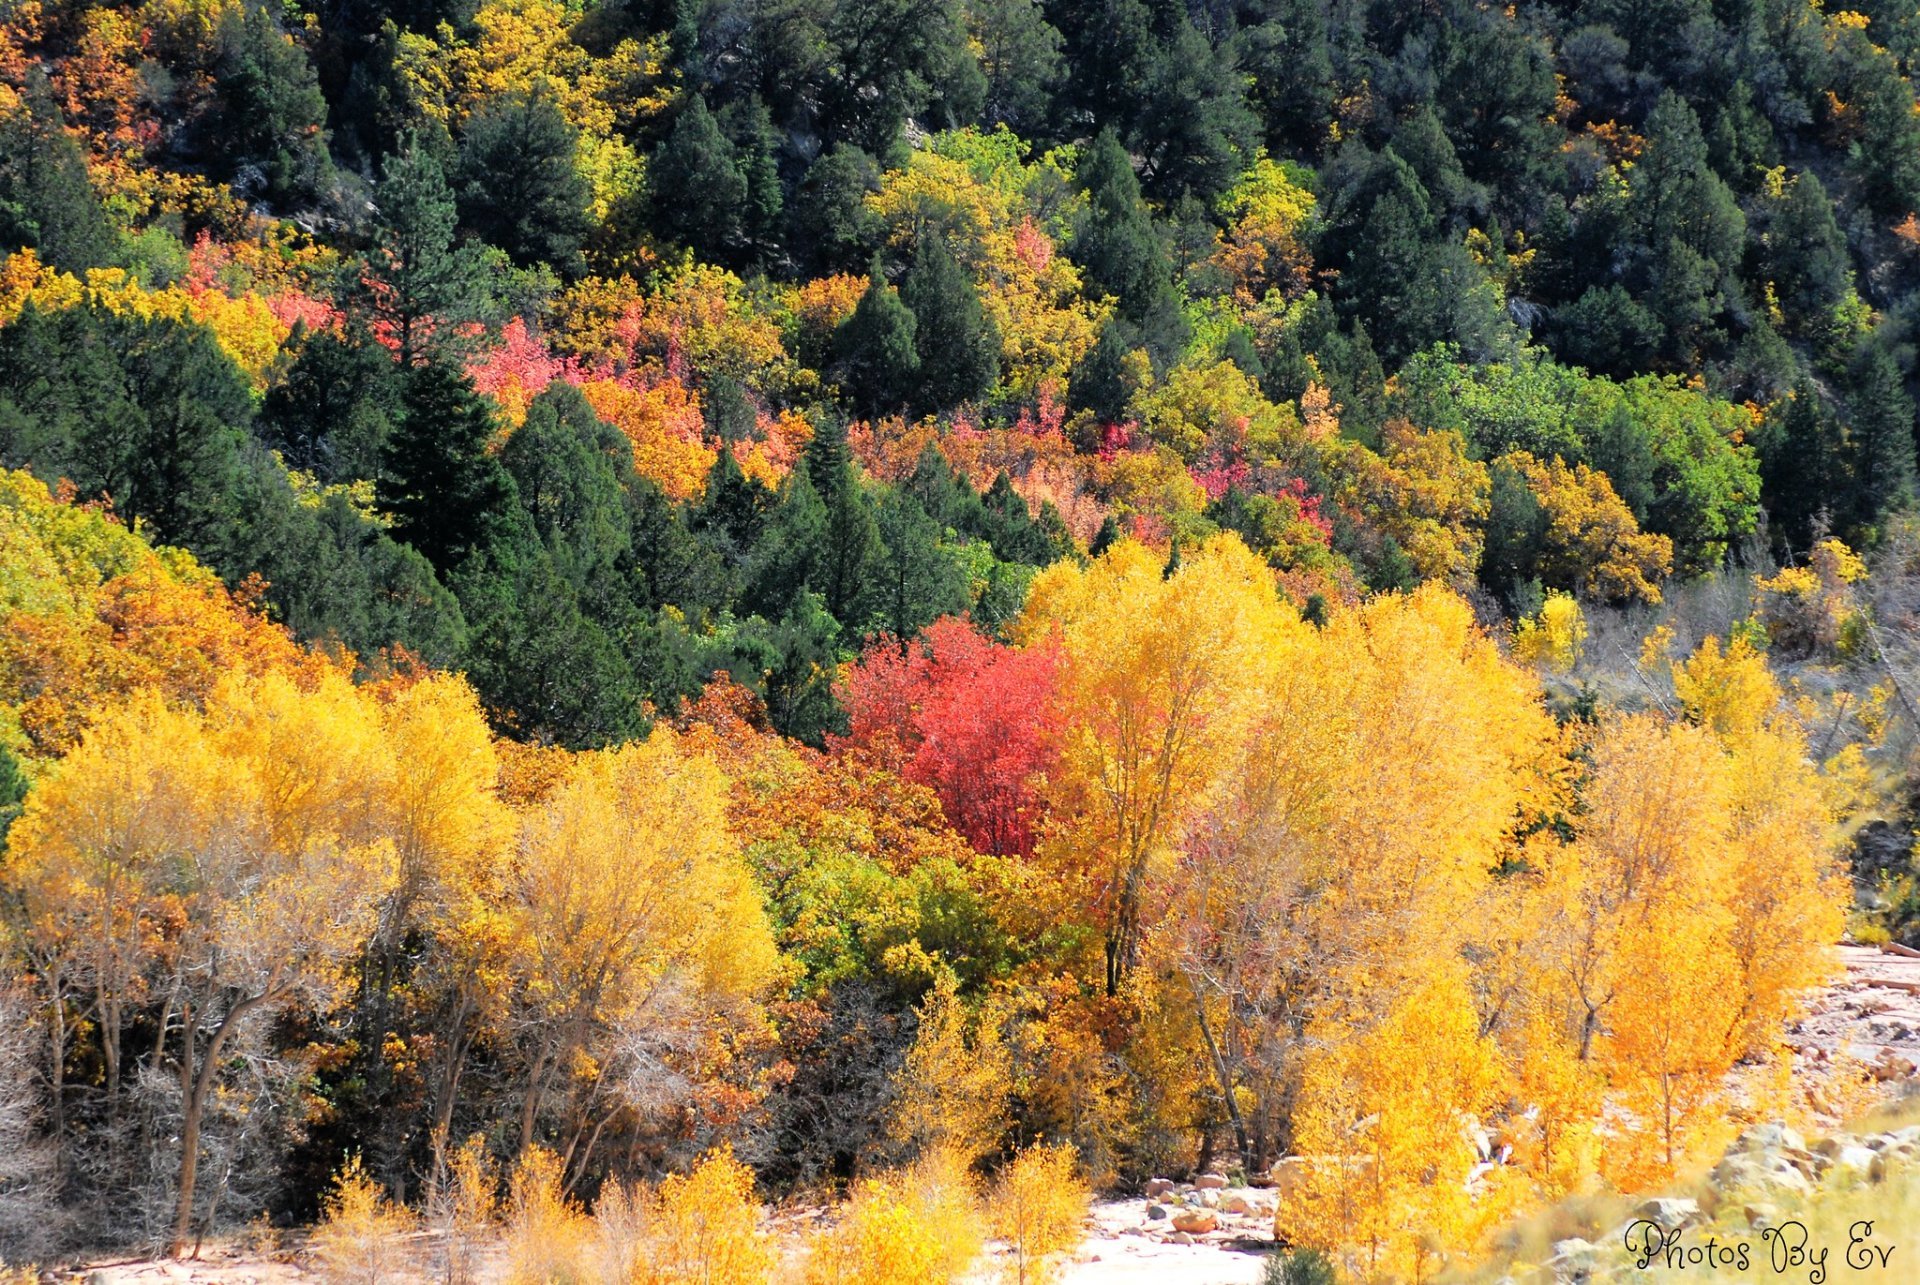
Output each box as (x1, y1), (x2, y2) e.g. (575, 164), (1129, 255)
(1017, 534), (1291, 995)
(1566, 715), (1742, 1181)
(502, 728), (780, 1161)
(8, 672), (401, 1255)
(1279, 962), (1504, 1283)
(1166, 584), (1559, 1171)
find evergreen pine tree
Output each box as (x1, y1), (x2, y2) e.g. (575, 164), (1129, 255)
(834, 262), (921, 416)
(455, 89), (593, 274)
(1845, 345), (1917, 531)
(901, 232), (999, 413)
(650, 95), (747, 262)
(359, 138), (496, 367)
(1071, 130), (1189, 366)
(0, 76), (124, 272)
(1767, 171), (1850, 332)
(378, 358), (516, 573)
(874, 486), (970, 642)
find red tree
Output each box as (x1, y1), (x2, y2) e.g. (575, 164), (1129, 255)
(838, 618), (1062, 856)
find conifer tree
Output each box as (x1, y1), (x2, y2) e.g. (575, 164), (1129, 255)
(1845, 345), (1917, 531)
(359, 139), (495, 367)
(1070, 130), (1188, 366)
(0, 77), (123, 272)
(835, 263), (921, 417)
(455, 90), (593, 274)
(649, 95), (747, 262)
(379, 358), (516, 574)
(902, 232), (999, 413)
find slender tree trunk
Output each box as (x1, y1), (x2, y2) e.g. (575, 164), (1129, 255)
(1186, 973), (1251, 1170)
(171, 992), (269, 1258)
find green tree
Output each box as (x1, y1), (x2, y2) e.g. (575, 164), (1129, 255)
(1239, 0), (1334, 157)
(1845, 345), (1917, 531)
(1764, 171), (1850, 334)
(0, 304), (248, 552)
(874, 486), (971, 643)
(0, 78), (123, 272)
(788, 144), (884, 276)
(1070, 130), (1188, 366)
(358, 138), (496, 367)
(835, 263), (921, 417)
(455, 89), (593, 274)
(1756, 380), (1851, 555)
(1131, 17), (1258, 203)
(901, 232), (999, 413)
(970, 0), (1063, 134)
(208, 2), (334, 207)
(258, 326), (400, 481)
(649, 95), (747, 263)
(1626, 93), (1746, 361)
(378, 358), (515, 573)
(499, 383), (632, 599)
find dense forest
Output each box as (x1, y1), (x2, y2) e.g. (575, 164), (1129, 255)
(2, 0), (1920, 1279)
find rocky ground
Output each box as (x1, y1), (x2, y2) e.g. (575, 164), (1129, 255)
(53, 946), (1920, 1285)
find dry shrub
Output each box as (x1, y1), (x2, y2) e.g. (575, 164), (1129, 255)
(987, 1143), (1089, 1285)
(595, 1146), (773, 1284)
(431, 1133), (499, 1285)
(803, 1146), (984, 1285)
(504, 1146), (593, 1284)
(309, 1154), (417, 1285)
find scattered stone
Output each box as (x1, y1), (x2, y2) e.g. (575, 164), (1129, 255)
(1172, 1209), (1219, 1234)
(1743, 1202), (1780, 1231)
(1196, 1189), (1220, 1208)
(1144, 1177), (1175, 1199)
(1636, 1197), (1701, 1230)
(1826, 1145), (1877, 1182)
(1730, 1123), (1805, 1155)
(1146, 1204), (1168, 1220)
(1221, 1194), (1253, 1216)
(1194, 1173), (1229, 1190)
(1169, 1231), (1194, 1245)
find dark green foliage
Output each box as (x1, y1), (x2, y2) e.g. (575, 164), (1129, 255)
(1129, 17), (1259, 203)
(1070, 131), (1188, 367)
(358, 139), (497, 367)
(259, 327), (400, 481)
(455, 90), (594, 274)
(500, 382), (633, 597)
(0, 79), (123, 273)
(0, 303), (249, 551)
(835, 264), (921, 416)
(207, 3), (334, 207)
(719, 96), (786, 266)
(901, 232), (999, 412)
(789, 145), (885, 276)
(1756, 380), (1852, 555)
(873, 485), (971, 641)
(223, 451), (467, 666)
(1764, 171), (1851, 334)
(649, 96), (750, 265)
(378, 358), (516, 574)
(1623, 93), (1746, 363)
(1844, 345), (1918, 533)
(974, 0), (1064, 134)
(454, 535), (646, 749)
(704, 373), (760, 444)
(1239, 0), (1334, 157)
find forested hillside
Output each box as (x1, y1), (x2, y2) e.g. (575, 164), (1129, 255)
(1, 0), (1918, 1279)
